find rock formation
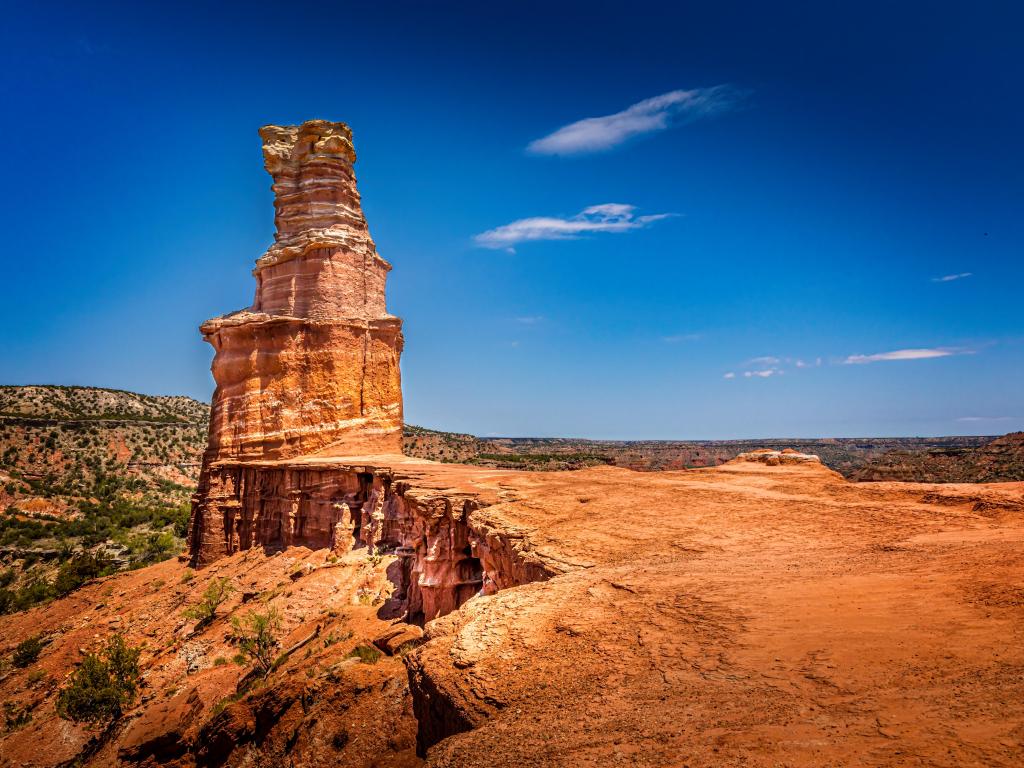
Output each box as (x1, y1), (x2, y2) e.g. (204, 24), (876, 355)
(200, 120), (403, 465)
(189, 121), (404, 565)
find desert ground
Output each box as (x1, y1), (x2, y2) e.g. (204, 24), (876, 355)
(2, 452), (1022, 766)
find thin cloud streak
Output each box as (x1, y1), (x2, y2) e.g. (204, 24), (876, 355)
(663, 333), (702, 343)
(843, 347), (969, 364)
(474, 203), (673, 250)
(527, 85), (743, 155)
(932, 272), (973, 282)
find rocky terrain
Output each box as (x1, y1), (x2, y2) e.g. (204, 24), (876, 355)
(402, 430), (1008, 479)
(852, 431), (1024, 482)
(0, 385), (208, 516)
(2, 455), (1022, 766)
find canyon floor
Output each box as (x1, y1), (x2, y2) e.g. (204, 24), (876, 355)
(2, 454), (1023, 767)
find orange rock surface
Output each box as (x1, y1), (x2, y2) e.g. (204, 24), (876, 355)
(3, 458), (1023, 767)
(189, 120), (403, 565)
(199, 119), (403, 468)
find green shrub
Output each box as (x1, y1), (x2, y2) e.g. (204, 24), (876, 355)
(3, 702), (31, 731)
(54, 552), (110, 597)
(346, 644), (382, 664)
(182, 577), (235, 625)
(55, 634), (141, 724)
(230, 607), (281, 676)
(12, 635), (44, 668)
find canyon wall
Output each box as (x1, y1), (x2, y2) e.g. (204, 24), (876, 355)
(193, 461), (554, 622)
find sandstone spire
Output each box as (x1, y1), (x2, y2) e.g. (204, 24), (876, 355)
(198, 119), (404, 463)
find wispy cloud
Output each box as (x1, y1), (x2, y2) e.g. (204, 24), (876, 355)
(744, 369), (781, 378)
(527, 85), (744, 155)
(843, 347), (970, 364)
(663, 333), (702, 343)
(474, 203), (673, 251)
(747, 355), (780, 366)
(932, 272), (972, 283)
(723, 372), (736, 379)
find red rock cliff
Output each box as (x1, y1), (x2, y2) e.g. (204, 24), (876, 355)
(200, 120), (403, 463)
(189, 120), (403, 565)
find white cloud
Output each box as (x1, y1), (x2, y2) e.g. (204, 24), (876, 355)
(747, 355), (780, 365)
(723, 372), (736, 379)
(743, 369), (780, 378)
(932, 272), (972, 283)
(843, 347), (967, 364)
(527, 85), (743, 155)
(474, 203), (673, 250)
(663, 333), (702, 343)
(956, 415), (1015, 422)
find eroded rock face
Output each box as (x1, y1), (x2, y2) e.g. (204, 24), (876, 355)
(199, 120), (403, 467)
(191, 460), (555, 619)
(190, 120), (403, 565)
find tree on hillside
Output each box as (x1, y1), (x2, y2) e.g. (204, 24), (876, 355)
(231, 607), (281, 676)
(56, 634), (141, 725)
(182, 577), (235, 626)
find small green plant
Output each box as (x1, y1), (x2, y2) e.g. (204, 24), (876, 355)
(182, 577), (234, 625)
(181, 569), (195, 584)
(212, 656), (227, 667)
(3, 702), (31, 732)
(231, 652), (247, 666)
(26, 668), (47, 685)
(209, 692), (242, 717)
(346, 644), (382, 664)
(366, 547), (384, 568)
(55, 634), (141, 725)
(12, 635), (44, 668)
(230, 607), (281, 676)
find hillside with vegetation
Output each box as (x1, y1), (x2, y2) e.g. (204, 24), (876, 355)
(0, 386), (210, 615)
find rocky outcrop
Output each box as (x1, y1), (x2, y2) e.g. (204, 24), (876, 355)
(191, 459), (556, 621)
(730, 448), (822, 465)
(198, 120), (403, 468)
(190, 120), (404, 565)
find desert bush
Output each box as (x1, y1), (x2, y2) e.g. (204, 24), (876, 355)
(55, 634), (141, 724)
(346, 644), (382, 664)
(2, 702), (31, 731)
(12, 635), (44, 668)
(182, 577), (235, 625)
(231, 607), (281, 676)
(54, 552), (110, 596)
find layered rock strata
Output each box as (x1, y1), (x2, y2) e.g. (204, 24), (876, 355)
(190, 120), (404, 565)
(192, 459), (556, 622)
(198, 120), (403, 467)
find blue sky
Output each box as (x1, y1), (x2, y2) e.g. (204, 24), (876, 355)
(2, 1), (1022, 439)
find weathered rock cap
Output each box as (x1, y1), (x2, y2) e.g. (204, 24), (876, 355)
(259, 119), (356, 171)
